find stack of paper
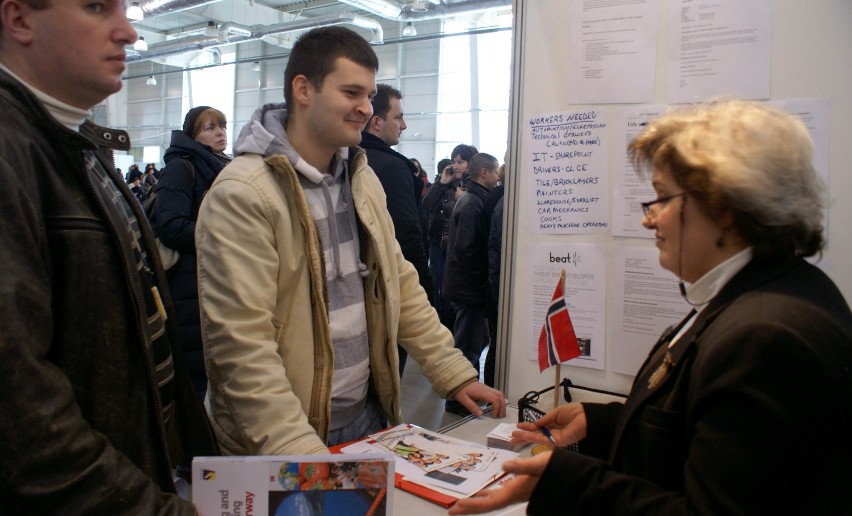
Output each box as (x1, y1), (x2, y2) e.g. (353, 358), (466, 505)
(341, 424), (518, 505)
(486, 423), (529, 452)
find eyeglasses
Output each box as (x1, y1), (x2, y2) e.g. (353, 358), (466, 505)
(641, 192), (687, 217)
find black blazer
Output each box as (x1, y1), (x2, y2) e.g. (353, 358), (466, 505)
(528, 255), (852, 515)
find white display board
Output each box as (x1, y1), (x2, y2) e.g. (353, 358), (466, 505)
(498, 0), (852, 402)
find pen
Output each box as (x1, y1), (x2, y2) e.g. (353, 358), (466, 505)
(540, 426), (557, 446)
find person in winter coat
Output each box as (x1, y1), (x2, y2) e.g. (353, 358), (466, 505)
(196, 26), (505, 456)
(0, 1), (217, 512)
(155, 105), (231, 401)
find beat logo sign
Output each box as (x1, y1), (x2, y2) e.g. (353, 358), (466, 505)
(548, 251), (580, 266)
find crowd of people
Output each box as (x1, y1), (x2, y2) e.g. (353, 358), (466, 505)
(1, 4), (849, 514)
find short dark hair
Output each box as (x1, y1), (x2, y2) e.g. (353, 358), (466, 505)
(284, 26), (379, 110)
(451, 144), (478, 163)
(468, 152), (498, 181)
(437, 158), (452, 176)
(371, 84), (402, 120)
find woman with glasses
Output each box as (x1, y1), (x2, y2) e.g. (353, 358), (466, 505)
(451, 100), (852, 515)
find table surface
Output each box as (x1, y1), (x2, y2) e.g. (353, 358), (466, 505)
(391, 405), (528, 515)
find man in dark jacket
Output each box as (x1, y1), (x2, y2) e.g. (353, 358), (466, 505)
(442, 152), (501, 412)
(0, 0), (217, 513)
(360, 84), (434, 374)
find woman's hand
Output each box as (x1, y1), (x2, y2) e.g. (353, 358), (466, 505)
(448, 452), (552, 515)
(440, 165), (455, 184)
(512, 403), (587, 447)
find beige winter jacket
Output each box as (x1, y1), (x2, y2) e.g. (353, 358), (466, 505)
(196, 149), (477, 456)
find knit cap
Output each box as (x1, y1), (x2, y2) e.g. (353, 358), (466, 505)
(182, 106), (212, 138)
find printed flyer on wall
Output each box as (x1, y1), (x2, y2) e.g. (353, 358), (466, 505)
(192, 453), (394, 516)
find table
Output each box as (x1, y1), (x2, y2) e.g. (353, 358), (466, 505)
(391, 405), (528, 515)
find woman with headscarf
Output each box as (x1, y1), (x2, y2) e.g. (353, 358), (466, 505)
(450, 100), (852, 515)
(155, 106), (231, 402)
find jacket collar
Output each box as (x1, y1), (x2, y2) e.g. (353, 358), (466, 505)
(0, 68), (130, 152)
(464, 179), (491, 200)
(358, 131), (417, 174)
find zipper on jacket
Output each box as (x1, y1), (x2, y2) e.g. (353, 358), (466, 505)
(80, 150), (177, 486)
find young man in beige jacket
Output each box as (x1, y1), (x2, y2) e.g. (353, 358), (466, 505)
(196, 26), (505, 456)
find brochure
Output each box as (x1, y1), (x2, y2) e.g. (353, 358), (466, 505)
(192, 453), (394, 516)
(340, 424), (518, 504)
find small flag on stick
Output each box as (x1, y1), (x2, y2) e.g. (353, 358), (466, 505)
(537, 270), (581, 372)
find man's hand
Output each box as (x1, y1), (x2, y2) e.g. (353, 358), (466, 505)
(448, 452), (552, 514)
(453, 382), (506, 418)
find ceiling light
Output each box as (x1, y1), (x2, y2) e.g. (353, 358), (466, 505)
(204, 21), (218, 38)
(126, 1), (143, 21)
(133, 37), (147, 51)
(402, 22), (417, 37)
(340, 0), (401, 19)
(146, 75), (157, 86)
(251, 61), (261, 72)
(409, 0), (429, 12)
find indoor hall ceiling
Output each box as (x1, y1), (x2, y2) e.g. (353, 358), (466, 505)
(128, 0), (512, 65)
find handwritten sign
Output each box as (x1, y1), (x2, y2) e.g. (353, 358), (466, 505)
(527, 110), (609, 234)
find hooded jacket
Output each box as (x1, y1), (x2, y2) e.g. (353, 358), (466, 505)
(196, 104), (478, 455)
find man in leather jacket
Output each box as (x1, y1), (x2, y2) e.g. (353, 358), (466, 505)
(0, 0), (217, 513)
(442, 152), (501, 411)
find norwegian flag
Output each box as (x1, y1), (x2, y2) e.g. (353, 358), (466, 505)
(537, 272), (581, 372)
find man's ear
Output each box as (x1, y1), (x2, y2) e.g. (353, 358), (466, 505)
(367, 115), (382, 133)
(290, 75), (312, 108)
(1, 0), (36, 46)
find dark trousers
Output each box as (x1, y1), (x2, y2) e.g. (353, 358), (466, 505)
(451, 302), (490, 377)
(432, 244), (455, 332)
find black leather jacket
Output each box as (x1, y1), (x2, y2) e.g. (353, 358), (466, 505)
(0, 69), (217, 514)
(442, 180), (492, 306)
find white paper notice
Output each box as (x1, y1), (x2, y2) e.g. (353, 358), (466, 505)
(611, 105), (667, 237)
(668, 0), (771, 103)
(568, 0), (658, 104)
(610, 246), (692, 376)
(526, 243), (606, 371)
(527, 110), (609, 234)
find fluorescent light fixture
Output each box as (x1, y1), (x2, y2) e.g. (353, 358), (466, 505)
(133, 37), (147, 51)
(146, 75), (157, 86)
(339, 0), (401, 19)
(402, 22), (417, 37)
(126, 1), (143, 21)
(204, 21), (218, 38)
(409, 0), (429, 12)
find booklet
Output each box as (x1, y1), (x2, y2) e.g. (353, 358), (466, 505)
(192, 453), (394, 516)
(340, 424), (518, 505)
